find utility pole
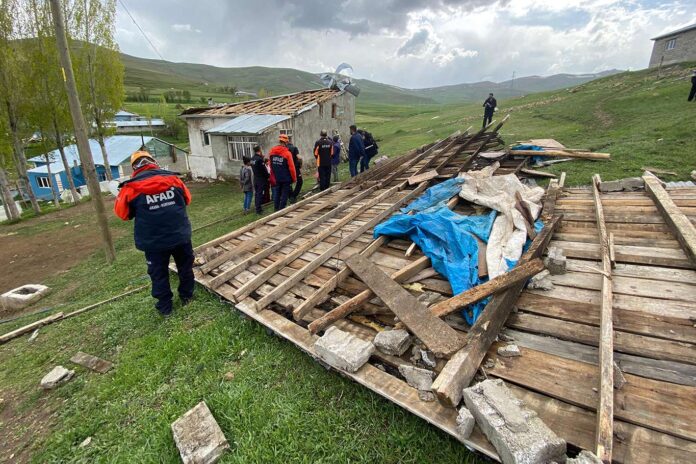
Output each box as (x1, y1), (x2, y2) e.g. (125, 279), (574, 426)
(510, 71), (516, 90)
(49, 0), (116, 263)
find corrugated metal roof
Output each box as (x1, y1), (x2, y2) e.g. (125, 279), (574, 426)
(115, 110), (137, 117)
(206, 114), (290, 135)
(181, 89), (342, 117)
(651, 23), (696, 40)
(114, 119), (165, 127)
(28, 136), (154, 174)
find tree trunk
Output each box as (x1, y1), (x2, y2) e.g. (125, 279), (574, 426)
(96, 127), (112, 181)
(5, 100), (41, 214)
(50, 0), (116, 264)
(44, 154), (60, 208)
(0, 167), (19, 220)
(53, 122), (80, 203)
(88, 50), (112, 182)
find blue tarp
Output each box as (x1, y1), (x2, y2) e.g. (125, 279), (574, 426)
(511, 144), (546, 165)
(401, 177), (466, 213)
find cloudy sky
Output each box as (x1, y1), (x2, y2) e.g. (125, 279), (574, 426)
(115, 0), (696, 88)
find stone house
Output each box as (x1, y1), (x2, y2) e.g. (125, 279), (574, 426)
(179, 89), (356, 179)
(649, 23), (696, 68)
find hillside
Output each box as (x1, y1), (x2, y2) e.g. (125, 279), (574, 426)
(356, 62), (696, 186)
(121, 52), (619, 106)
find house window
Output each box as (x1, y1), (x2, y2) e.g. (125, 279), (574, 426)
(200, 130), (210, 146)
(37, 176), (51, 188)
(279, 128), (293, 142)
(331, 103), (338, 118)
(319, 103), (324, 118)
(666, 38), (677, 50)
(98, 171), (108, 181)
(227, 136), (258, 161)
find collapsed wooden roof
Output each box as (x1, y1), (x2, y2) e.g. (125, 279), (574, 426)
(180, 89), (342, 117)
(183, 119), (696, 463)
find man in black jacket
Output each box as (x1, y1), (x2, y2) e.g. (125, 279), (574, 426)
(251, 145), (269, 214)
(314, 129), (333, 191)
(288, 139), (303, 203)
(689, 70), (696, 102)
(482, 93), (497, 128)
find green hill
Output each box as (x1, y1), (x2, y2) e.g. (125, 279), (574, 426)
(356, 62), (696, 186)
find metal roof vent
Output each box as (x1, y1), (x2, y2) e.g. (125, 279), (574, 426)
(320, 63), (361, 97)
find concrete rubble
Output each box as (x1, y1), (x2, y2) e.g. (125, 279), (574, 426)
(527, 270), (554, 291)
(497, 344), (522, 358)
(314, 326), (375, 373)
(567, 450), (603, 464)
(373, 329), (412, 356)
(70, 351), (114, 374)
(171, 401), (230, 464)
(544, 247), (566, 275)
(599, 177), (644, 193)
(398, 364), (435, 391)
(462, 379), (566, 464)
(420, 350), (437, 368)
(1, 284), (50, 310)
(40, 365), (75, 390)
(456, 407), (475, 439)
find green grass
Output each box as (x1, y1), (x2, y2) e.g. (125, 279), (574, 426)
(0, 180), (482, 463)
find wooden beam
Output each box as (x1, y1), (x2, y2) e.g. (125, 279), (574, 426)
(429, 258), (545, 318)
(345, 254), (465, 357)
(591, 174), (614, 463)
(509, 149), (610, 160)
(643, 173), (696, 268)
(541, 179), (560, 221)
(0, 312), (64, 344)
(251, 183), (429, 311)
(520, 168), (557, 178)
(207, 186), (377, 287)
(431, 214), (562, 407)
(308, 255), (431, 334)
(407, 169), (439, 186)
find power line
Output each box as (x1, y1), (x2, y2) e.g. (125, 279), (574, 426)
(117, 0), (167, 62)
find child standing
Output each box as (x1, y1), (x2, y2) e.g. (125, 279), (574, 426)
(240, 156), (253, 214)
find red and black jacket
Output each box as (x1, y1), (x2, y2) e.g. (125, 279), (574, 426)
(114, 165), (192, 252)
(269, 145), (297, 184)
(314, 136), (333, 167)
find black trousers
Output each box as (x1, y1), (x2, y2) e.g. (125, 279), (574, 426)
(144, 241), (194, 314)
(274, 182), (292, 211)
(318, 166), (331, 191)
(689, 84), (696, 102)
(483, 110), (494, 128)
(290, 176), (303, 202)
(254, 178), (267, 214)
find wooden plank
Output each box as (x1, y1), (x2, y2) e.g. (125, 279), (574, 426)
(429, 259), (544, 318)
(510, 149), (610, 160)
(431, 214), (562, 407)
(488, 345), (696, 442)
(591, 174), (614, 463)
(251, 184), (430, 311)
(346, 254), (465, 357)
(0, 311), (64, 344)
(643, 173), (696, 268)
(552, 240), (693, 268)
(308, 256), (430, 334)
(407, 169), (439, 185)
(520, 168), (557, 178)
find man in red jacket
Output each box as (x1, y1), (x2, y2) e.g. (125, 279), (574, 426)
(114, 151), (194, 316)
(268, 134), (297, 211)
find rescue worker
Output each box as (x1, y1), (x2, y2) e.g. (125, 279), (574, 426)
(331, 135), (341, 183)
(114, 151), (193, 316)
(689, 70), (696, 102)
(251, 145), (268, 214)
(287, 138), (303, 203)
(269, 134), (297, 211)
(314, 129), (333, 191)
(348, 124), (365, 178)
(359, 129), (378, 173)
(482, 93), (497, 128)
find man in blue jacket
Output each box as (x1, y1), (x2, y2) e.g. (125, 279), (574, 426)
(348, 124), (365, 178)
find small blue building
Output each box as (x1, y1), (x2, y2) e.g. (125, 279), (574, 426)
(27, 135), (188, 200)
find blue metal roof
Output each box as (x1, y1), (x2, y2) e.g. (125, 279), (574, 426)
(28, 136), (154, 174)
(206, 114), (290, 135)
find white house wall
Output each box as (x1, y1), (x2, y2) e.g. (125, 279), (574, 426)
(186, 117), (220, 179)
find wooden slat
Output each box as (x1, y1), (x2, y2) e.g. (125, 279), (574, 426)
(643, 173), (696, 268)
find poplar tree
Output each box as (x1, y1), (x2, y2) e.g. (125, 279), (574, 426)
(0, 111), (20, 220)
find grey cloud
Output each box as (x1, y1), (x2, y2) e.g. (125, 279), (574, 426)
(397, 29), (432, 56)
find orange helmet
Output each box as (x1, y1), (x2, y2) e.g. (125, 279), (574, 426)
(130, 150), (155, 167)
(279, 134), (290, 143)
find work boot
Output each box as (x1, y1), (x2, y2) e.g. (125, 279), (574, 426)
(180, 295), (193, 307)
(156, 300), (173, 317)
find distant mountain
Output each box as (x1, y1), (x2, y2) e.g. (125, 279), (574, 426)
(120, 52), (622, 106)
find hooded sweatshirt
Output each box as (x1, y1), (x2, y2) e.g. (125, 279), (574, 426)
(269, 144), (297, 184)
(114, 164), (192, 251)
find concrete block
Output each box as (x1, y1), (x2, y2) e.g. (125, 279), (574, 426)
(497, 344), (522, 358)
(398, 364), (435, 391)
(544, 247), (566, 275)
(463, 379), (566, 464)
(456, 407), (475, 439)
(599, 177), (644, 193)
(70, 351), (113, 374)
(314, 326), (375, 373)
(527, 270), (554, 291)
(420, 349), (437, 368)
(1, 284), (50, 310)
(567, 450), (603, 464)
(171, 401), (229, 464)
(373, 329), (412, 356)
(40, 366), (75, 390)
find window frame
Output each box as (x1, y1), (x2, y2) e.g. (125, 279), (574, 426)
(331, 103), (338, 118)
(227, 135), (258, 162)
(200, 130), (210, 146)
(37, 176), (51, 188)
(666, 38), (677, 50)
(98, 171), (108, 182)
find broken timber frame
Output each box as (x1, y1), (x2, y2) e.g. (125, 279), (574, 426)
(431, 214), (562, 407)
(591, 174), (614, 463)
